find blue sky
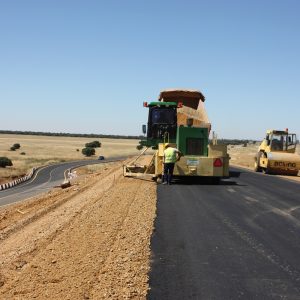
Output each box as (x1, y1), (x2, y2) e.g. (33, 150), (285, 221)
(0, 0), (299, 139)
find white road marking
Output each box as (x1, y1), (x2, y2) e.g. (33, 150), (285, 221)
(244, 196), (259, 203)
(287, 206), (300, 213)
(227, 188), (236, 193)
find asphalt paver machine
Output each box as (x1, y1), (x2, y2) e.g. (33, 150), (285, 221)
(123, 89), (230, 183)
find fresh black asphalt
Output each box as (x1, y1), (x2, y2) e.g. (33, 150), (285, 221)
(148, 168), (300, 299)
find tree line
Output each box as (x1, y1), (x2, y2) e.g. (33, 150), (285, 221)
(0, 131), (260, 144)
(217, 139), (258, 145)
(0, 130), (143, 140)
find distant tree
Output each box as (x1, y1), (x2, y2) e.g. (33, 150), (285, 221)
(136, 144), (143, 150)
(85, 141), (101, 148)
(0, 130), (143, 140)
(0, 157), (13, 168)
(76, 149), (79, 152)
(218, 139), (250, 145)
(20, 152), (26, 155)
(10, 146), (16, 151)
(82, 147), (95, 157)
(13, 143), (21, 149)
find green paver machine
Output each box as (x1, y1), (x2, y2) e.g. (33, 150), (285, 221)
(123, 89), (229, 183)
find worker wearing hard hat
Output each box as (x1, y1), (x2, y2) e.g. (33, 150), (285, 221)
(162, 143), (182, 185)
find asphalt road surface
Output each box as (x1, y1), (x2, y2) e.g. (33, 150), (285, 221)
(0, 158), (124, 207)
(148, 168), (300, 300)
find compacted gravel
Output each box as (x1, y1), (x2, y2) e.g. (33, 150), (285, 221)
(0, 161), (156, 299)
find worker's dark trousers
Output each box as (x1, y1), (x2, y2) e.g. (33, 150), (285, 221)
(163, 163), (175, 184)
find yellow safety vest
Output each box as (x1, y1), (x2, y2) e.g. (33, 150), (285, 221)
(164, 148), (178, 163)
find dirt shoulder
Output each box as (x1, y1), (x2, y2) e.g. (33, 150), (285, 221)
(0, 161), (156, 299)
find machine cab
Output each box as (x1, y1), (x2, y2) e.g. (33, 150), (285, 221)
(141, 102), (178, 148)
(266, 130), (297, 152)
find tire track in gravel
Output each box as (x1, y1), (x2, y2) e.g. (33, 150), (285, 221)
(0, 164), (156, 299)
(0, 163), (123, 292)
(89, 179), (155, 299)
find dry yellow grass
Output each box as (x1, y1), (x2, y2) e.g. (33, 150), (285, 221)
(0, 134), (141, 183)
(228, 143), (258, 169)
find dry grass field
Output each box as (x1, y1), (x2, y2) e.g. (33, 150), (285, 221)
(0, 134), (141, 183)
(228, 143), (258, 169)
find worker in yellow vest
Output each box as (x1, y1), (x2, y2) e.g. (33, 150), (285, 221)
(162, 143), (182, 185)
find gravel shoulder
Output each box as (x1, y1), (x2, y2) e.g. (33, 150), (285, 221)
(0, 161), (156, 299)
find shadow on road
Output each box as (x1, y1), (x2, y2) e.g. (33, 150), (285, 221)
(171, 176), (244, 186)
(229, 170), (242, 178)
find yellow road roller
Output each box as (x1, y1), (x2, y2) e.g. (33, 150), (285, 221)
(254, 129), (300, 175)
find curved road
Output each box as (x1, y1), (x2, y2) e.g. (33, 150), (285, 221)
(0, 158), (125, 207)
(148, 168), (300, 299)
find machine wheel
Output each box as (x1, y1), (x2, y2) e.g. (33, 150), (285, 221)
(291, 171), (299, 176)
(212, 177), (221, 185)
(262, 168), (269, 174)
(261, 152), (270, 174)
(254, 152), (263, 172)
(154, 176), (162, 184)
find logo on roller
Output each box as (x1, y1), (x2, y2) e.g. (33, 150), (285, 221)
(274, 161), (296, 168)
